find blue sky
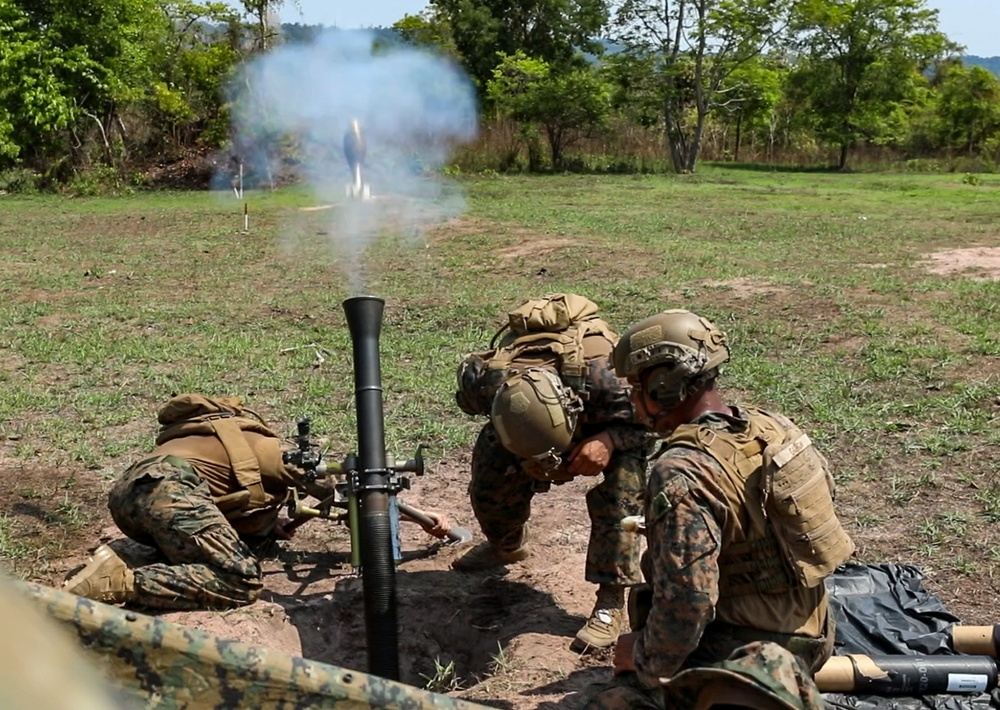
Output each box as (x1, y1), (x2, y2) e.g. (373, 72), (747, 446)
(268, 0), (999, 57)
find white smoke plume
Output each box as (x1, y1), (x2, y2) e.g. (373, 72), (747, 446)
(228, 30), (479, 291)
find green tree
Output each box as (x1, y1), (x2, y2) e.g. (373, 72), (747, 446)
(392, 10), (460, 57)
(610, 0), (790, 172)
(787, 0), (954, 169)
(0, 1), (93, 165)
(717, 57), (786, 161)
(429, 0), (609, 93)
(487, 51), (612, 170)
(238, 0), (299, 52)
(154, 1), (241, 150)
(934, 63), (1000, 155)
(0, 0), (169, 171)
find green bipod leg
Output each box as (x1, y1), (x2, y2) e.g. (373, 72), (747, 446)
(349, 493), (361, 571)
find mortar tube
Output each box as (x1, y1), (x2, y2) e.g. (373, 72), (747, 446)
(343, 295), (399, 681)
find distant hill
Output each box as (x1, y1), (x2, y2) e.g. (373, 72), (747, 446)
(963, 55), (1000, 77)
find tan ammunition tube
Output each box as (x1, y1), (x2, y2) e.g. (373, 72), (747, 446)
(952, 625), (1000, 657)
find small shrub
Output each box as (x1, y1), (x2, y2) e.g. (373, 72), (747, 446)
(0, 168), (42, 194)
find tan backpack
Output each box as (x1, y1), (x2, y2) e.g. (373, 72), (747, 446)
(455, 294), (618, 416)
(155, 394), (281, 508)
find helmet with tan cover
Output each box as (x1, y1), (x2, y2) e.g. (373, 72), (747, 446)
(490, 367), (582, 466)
(613, 309), (729, 408)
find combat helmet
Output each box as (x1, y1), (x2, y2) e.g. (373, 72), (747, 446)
(613, 309), (729, 408)
(490, 367), (583, 467)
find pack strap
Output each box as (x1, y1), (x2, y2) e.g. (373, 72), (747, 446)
(206, 417), (266, 507)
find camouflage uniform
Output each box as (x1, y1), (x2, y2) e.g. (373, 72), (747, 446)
(582, 641), (825, 710)
(583, 407), (834, 709)
(468, 355), (650, 587)
(107, 455), (265, 611)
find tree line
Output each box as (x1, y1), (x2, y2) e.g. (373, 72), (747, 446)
(1, 0), (998, 191)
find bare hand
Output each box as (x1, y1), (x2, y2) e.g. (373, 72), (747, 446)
(612, 631), (639, 676)
(566, 431), (614, 476)
(273, 517), (297, 540)
(421, 511), (451, 539)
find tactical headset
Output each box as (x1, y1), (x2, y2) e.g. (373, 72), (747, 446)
(644, 363), (687, 408)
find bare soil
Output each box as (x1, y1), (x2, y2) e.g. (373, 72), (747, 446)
(920, 246), (1000, 280)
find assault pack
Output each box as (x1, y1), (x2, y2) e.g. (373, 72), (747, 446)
(454, 293), (618, 417)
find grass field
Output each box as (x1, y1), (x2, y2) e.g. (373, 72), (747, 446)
(1, 167), (999, 622)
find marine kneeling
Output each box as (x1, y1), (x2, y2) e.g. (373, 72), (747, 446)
(64, 394), (333, 611)
(583, 310), (855, 710)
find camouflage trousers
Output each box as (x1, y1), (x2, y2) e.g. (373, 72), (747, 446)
(468, 424), (645, 586)
(108, 455), (263, 611)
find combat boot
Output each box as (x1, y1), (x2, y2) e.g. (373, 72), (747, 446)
(572, 584), (626, 652)
(64, 544), (136, 605)
(452, 527), (530, 572)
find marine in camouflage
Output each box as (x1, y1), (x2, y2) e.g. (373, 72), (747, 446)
(17, 580), (493, 710)
(107, 455), (264, 610)
(582, 640), (825, 710)
(635, 409), (830, 686)
(467, 355), (651, 587)
(583, 408), (834, 706)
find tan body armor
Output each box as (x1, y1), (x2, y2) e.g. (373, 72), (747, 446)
(666, 407), (855, 635)
(152, 395), (289, 527)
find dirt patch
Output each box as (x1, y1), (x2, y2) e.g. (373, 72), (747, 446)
(698, 277), (790, 298)
(16, 453), (616, 708)
(495, 238), (577, 261)
(920, 246), (1000, 280)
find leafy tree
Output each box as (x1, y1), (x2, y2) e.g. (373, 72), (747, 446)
(154, 1), (241, 149)
(487, 50), (612, 170)
(716, 57), (786, 161)
(787, 0), (954, 169)
(238, 0), (299, 51)
(609, 0), (790, 172)
(392, 10), (460, 57)
(429, 0), (609, 93)
(0, 0), (170, 170)
(934, 63), (1000, 155)
(0, 1), (92, 165)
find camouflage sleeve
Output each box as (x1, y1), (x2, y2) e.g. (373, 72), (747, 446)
(633, 448), (724, 688)
(581, 355), (651, 452)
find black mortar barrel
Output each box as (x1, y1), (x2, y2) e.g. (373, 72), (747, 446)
(342, 295), (399, 681)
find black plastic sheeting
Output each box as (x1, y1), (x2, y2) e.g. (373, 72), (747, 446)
(823, 563), (1000, 709)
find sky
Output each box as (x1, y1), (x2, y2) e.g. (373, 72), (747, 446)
(268, 0), (1000, 57)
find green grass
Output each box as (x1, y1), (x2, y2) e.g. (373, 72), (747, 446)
(1, 168), (999, 611)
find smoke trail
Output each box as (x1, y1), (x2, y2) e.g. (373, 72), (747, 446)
(228, 30), (479, 291)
